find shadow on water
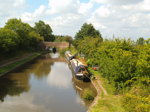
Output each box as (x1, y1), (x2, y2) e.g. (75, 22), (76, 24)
(0, 53), (96, 112)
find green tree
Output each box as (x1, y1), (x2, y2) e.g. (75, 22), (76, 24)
(34, 20), (55, 41)
(28, 31), (44, 50)
(75, 23), (102, 40)
(0, 28), (19, 54)
(4, 18), (33, 49)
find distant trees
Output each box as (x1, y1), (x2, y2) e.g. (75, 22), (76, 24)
(136, 37), (145, 45)
(55, 35), (71, 42)
(34, 20), (55, 41)
(55, 35), (73, 47)
(75, 23), (102, 40)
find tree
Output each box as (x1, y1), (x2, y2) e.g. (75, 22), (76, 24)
(136, 37), (145, 45)
(0, 28), (19, 54)
(28, 31), (44, 50)
(75, 23), (102, 40)
(34, 20), (55, 41)
(4, 18), (33, 49)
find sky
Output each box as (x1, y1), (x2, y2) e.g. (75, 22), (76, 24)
(0, 0), (150, 40)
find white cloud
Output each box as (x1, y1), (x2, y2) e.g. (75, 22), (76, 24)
(21, 5), (46, 25)
(47, 0), (80, 14)
(47, 13), (87, 36)
(0, 0), (26, 26)
(0, 0), (25, 17)
(93, 6), (110, 17)
(91, 0), (143, 5)
(122, 0), (150, 12)
(78, 2), (93, 14)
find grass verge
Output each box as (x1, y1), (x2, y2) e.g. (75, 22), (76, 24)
(89, 69), (125, 112)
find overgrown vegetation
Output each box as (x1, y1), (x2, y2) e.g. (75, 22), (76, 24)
(73, 23), (150, 112)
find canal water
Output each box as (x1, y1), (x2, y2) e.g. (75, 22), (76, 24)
(0, 53), (96, 112)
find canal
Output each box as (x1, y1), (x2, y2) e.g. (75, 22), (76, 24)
(0, 53), (96, 112)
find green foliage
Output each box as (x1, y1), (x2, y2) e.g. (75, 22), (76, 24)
(75, 37), (100, 52)
(0, 28), (19, 54)
(83, 88), (95, 100)
(75, 38), (150, 91)
(5, 18), (33, 49)
(75, 23), (102, 40)
(28, 31), (44, 49)
(136, 44), (150, 77)
(122, 78), (150, 112)
(5, 18), (32, 35)
(34, 20), (55, 41)
(0, 18), (48, 57)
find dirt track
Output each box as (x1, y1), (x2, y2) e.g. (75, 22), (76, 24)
(87, 76), (108, 112)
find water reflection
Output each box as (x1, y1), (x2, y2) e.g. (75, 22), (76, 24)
(0, 73), (30, 102)
(0, 94), (50, 112)
(28, 59), (53, 79)
(71, 71), (97, 106)
(47, 63), (71, 88)
(0, 53), (95, 112)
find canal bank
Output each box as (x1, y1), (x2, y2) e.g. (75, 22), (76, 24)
(87, 70), (125, 112)
(0, 52), (43, 77)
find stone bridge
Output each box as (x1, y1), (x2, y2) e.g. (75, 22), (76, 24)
(43, 42), (69, 49)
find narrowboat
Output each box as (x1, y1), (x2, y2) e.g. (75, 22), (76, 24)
(70, 59), (89, 80)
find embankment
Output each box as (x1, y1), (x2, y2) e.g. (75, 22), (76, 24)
(0, 52), (42, 77)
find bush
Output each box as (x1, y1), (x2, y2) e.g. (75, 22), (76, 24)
(122, 79), (150, 112)
(83, 88), (95, 100)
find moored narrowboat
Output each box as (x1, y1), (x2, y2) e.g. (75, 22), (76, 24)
(70, 59), (89, 80)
